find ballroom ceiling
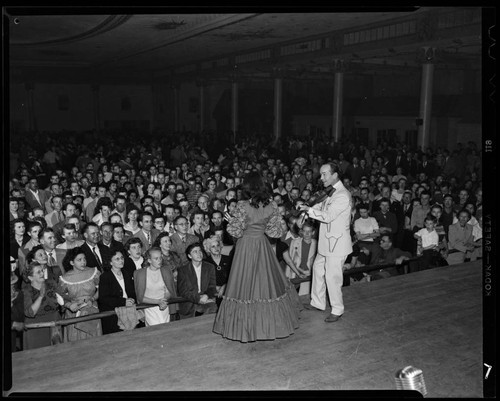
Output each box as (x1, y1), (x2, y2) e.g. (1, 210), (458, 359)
(6, 7), (483, 84)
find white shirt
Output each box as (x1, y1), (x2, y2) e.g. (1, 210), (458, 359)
(46, 250), (57, 265)
(192, 263), (202, 292)
(132, 256), (144, 270)
(112, 270), (128, 299)
(416, 228), (439, 248)
(29, 188), (41, 204)
(354, 217), (379, 242)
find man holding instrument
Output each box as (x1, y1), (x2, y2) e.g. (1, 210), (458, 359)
(298, 163), (353, 323)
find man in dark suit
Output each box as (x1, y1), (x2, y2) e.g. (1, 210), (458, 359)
(400, 190), (416, 253)
(401, 151), (418, 180)
(393, 149), (405, 174)
(345, 156), (364, 187)
(177, 243), (217, 319)
(418, 154), (435, 177)
(52, 202), (78, 244)
(81, 222), (112, 272)
(24, 177), (50, 214)
(38, 228), (63, 280)
(372, 198), (399, 240)
(170, 216), (199, 265)
(151, 188), (164, 218)
(132, 212), (161, 252)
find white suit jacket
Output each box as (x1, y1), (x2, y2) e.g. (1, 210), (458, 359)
(307, 180), (353, 257)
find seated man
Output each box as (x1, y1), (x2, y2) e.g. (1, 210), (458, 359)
(447, 210), (475, 265)
(176, 243), (217, 319)
(288, 220), (317, 295)
(366, 234), (412, 280)
(353, 204), (380, 264)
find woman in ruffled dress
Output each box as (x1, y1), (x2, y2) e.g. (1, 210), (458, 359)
(57, 247), (102, 342)
(213, 172), (302, 343)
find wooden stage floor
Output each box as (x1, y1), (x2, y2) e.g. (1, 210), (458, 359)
(7, 260), (483, 396)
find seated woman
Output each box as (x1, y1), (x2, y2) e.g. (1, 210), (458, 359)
(152, 232), (183, 286)
(57, 247), (102, 342)
(22, 262), (62, 350)
(203, 235), (232, 308)
(17, 220), (43, 274)
(188, 209), (210, 244)
(98, 248), (138, 334)
(24, 245), (63, 285)
(11, 272), (25, 352)
(134, 247), (178, 327)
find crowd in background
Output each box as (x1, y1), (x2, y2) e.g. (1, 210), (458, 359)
(9, 128), (483, 351)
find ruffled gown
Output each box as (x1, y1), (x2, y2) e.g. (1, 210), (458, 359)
(58, 268), (102, 342)
(213, 200), (302, 342)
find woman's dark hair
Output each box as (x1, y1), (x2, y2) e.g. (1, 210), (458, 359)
(240, 171), (271, 208)
(26, 244), (44, 265)
(62, 246), (86, 272)
(124, 236), (143, 251)
(109, 247), (124, 261)
(153, 231), (171, 249)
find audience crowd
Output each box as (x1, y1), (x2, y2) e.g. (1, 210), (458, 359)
(9, 129), (483, 351)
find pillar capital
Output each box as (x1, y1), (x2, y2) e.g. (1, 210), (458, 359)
(271, 67), (286, 79)
(416, 47), (437, 64)
(230, 64), (241, 83)
(332, 59), (348, 73)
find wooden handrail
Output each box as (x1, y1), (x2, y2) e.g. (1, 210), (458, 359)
(24, 258), (420, 330)
(24, 298), (189, 329)
(289, 257), (419, 284)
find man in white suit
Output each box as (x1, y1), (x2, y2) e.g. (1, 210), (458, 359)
(299, 163), (353, 323)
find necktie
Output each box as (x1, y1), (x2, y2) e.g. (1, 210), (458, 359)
(58, 211), (64, 222)
(92, 247), (102, 269)
(146, 232), (151, 246)
(48, 252), (56, 266)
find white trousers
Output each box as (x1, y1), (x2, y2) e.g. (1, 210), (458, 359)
(310, 253), (347, 316)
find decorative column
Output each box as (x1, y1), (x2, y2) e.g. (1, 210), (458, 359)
(91, 84), (101, 134)
(171, 83), (180, 132)
(197, 79), (206, 133)
(417, 47), (436, 150)
(272, 68), (284, 145)
(231, 69), (239, 143)
(332, 59), (346, 143)
(25, 83), (37, 132)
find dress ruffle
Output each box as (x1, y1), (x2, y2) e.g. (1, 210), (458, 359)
(213, 284), (301, 343)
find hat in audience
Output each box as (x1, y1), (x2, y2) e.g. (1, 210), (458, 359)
(294, 157), (307, 167)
